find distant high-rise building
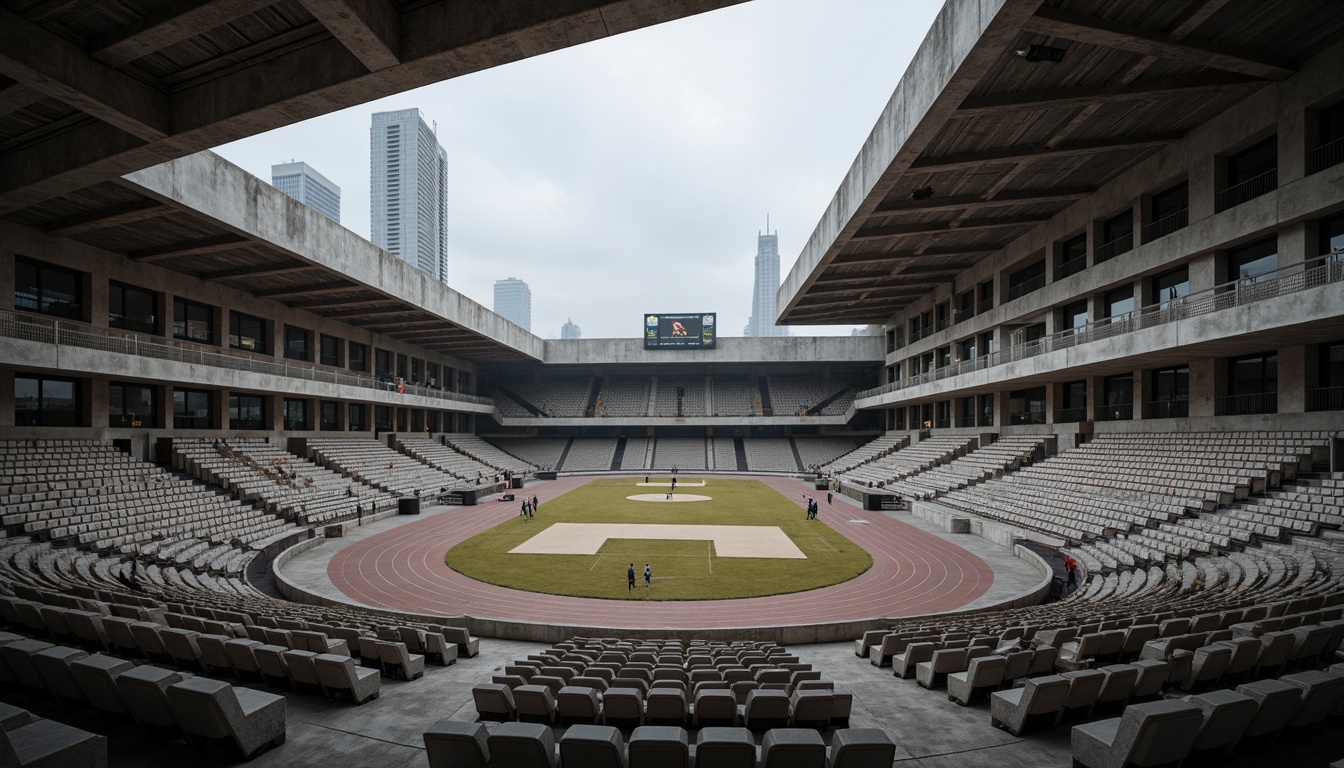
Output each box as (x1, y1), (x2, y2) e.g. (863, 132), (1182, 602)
(370, 109), (448, 283)
(271, 162), (340, 223)
(745, 220), (789, 338)
(561, 318), (581, 339)
(493, 278), (532, 331)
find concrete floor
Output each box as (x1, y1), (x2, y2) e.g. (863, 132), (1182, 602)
(8, 637), (1344, 767)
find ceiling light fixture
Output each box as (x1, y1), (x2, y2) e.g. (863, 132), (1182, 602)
(1017, 44), (1066, 63)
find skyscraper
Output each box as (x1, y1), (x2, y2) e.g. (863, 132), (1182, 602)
(493, 278), (532, 331)
(370, 109), (448, 283)
(745, 220), (789, 337)
(271, 162), (340, 223)
(561, 318), (581, 339)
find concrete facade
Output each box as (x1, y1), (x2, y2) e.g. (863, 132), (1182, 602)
(270, 161), (341, 223)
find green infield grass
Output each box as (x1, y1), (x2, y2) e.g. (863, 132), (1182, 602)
(444, 477), (871, 600)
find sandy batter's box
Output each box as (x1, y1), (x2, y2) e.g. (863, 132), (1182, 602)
(508, 523), (807, 559)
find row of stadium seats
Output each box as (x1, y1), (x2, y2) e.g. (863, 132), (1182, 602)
(491, 376), (862, 418)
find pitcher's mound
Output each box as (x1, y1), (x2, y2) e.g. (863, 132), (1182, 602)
(626, 494), (712, 503)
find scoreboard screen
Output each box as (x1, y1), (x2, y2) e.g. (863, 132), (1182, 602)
(643, 313), (716, 350)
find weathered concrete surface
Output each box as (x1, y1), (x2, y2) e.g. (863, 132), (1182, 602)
(123, 151), (545, 360)
(540, 335), (885, 365)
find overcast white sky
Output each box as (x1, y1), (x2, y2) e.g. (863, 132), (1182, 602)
(214, 0), (945, 339)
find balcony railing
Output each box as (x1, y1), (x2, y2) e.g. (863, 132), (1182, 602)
(1307, 386), (1344, 412)
(1006, 274), (1046, 302)
(1307, 136), (1344, 175)
(1093, 232), (1133, 264)
(1215, 392), (1278, 416)
(1056, 407), (1088, 424)
(0, 309), (496, 409)
(1141, 208), (1188, 243)
(857, 255), (1343, 402)
(1215, 167), (1277, 212)
(1095, 402), (1134, 422)
(1009, 410), (1047, 425)
(1143, 399), (1189, 419)
(954, 307), (974, 324)
(976, 298), (994, 315)
(1054, 255), (1087, 282)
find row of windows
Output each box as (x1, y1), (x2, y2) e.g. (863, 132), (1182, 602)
(890, 100), (1344, 352)
(890, 342), (1344, 429)
(13, 257), (467, 390)
(18, 376), (466, 432)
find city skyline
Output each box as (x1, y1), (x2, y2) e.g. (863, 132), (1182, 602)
(561, 318), (582, 339)
(370, 109), (448, 283)
(494, 277), (532, 332)
(271, 161), (341, 223)
(745, 222), (789, 338)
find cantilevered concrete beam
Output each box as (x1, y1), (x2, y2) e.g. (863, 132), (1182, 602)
(830, 249), (998, 268)
(909, 134), (1181, 173)
(44, 200), (169, 236)
(873, 188), (1091, 214)
(200, 263), (316, 282)
(312, 303), (406, 319)
(128, 234), (250, 261)
(955, 72), (1262, 117)
(0, 8), (169, 141)
(253, 281), (354, 298)
(1023, 6), (1296, 80)
(89, 0), (278, 68)
(852, 215), (1050, 241)
(299, 0), (401, 71)
(0, 83), (43, 117)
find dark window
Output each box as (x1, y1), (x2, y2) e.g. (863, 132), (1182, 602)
(1007, 260), (1046, 301)
(1056, 235), (1087, 280)
(1228, 237), (1278, 284)
(908, 318), (921, 343)
(934, 302), (949, 332)
(173, 297), (215, 344)
(955, 290), (974, 323)
(426, 362), (441, 388)
(426, 411), (440, 433)
(1105, 285), (1135, 319)
(1221, 352), (1277, 416)
(411, 358), (424, 383)
(15, 375), (82, 427)
(1310, 101), (1344, 173)
(1101, 374), (1133, 421)
(1323, 342), (1344, 388)
(109, 382), (156, 428)
(977, 280), (994, 313)
(979, 394), (994, 427)
(229, 311), (269, 353)
(108, 282), (158, 334)
(320, 335), (341, 367)
(1059, 380), (1087, 423)
(283, 325), (311, 361)
(979, 332), (995, 357)
(1149, 365), (1190, 419)
(1218, 136), (1277, 211)
(957, 337), (976, 361)
(229, 394), (265, 430)
(173, 389), (213, 429)
(283, 399), (309, 431)
(1321, 213), (1344, 261)
(936, 346), (951, 368)
(320, 401), (340, 431)
(374, 405), (393, 432)
(1151, 266), (1190, 307)
(348, 341), (368, 372)
(1096, 211), (1133, 263)
(396, 354), (408, 378)
(348, 403), (367, 431)
(458, 370), (471, 391)
(375, 348), (393, 379)
(1061, 300), (1089, 332)
(1008, 386), (1046, 425)
(1023, 322), (1047, 344)
(1145, 181), (1189, 242)
(958, 396), (975, 425)
(15, 257), (82, 320)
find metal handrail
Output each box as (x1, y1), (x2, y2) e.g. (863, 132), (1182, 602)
(1214, 167), (1277, 212)
(0, 309), (495, 409)
(858, 255), (1343, 401)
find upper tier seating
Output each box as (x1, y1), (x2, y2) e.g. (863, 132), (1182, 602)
(742, 439), (798, 472)
(620, 438), (653, 471)
(653, 380), (707, 417)
(767, 379), (855, 416)
(710, 378), (760, 417)
(710, 438), (739, 471)
(306, 439), (465, 499)
(560, 439), (619, 472)
(440, 434), (536, 475)
(794, 438), (864, 472)
(840, 435), (975, 488)
(495, 381), (592, 417)
(596, 380), (651, 417)
(486, 439), (569, 471)
(173, 438), (395, 526)
(396, 438), (505, 483)
(822, 434), (908, 475)
(878, 436), (1046, 501)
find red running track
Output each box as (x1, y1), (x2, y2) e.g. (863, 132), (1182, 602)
(327, 475), (996, 629)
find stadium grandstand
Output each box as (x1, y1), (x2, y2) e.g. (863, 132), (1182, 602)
(1, 0), (1343, 766)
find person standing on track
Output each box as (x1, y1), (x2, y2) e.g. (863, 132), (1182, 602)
(628, 563), (636, 591)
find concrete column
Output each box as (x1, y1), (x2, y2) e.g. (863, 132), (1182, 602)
(0, 248), (14, 311)
(1132, 368), (1148, 419)
(1278, 107), (1305, 184)
(1279, 345), (1307, 413)
(1086, 377), (1103, 421)
(1188, 252), (1218, 293)
(1190, 358), (1219, 418)
(157, 384), (174, 430)
(1188, 154), (1216, 222)
(90, 378), (109, 430)
(993, 390), (1009, 429)
(1279, 222), (1308, 268)
(270, 394), (284, 432)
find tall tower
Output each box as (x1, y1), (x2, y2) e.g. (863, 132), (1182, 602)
(271, 162), (341, 223)
(370, 109), (448, 283)
(493, 278), (532, 331)
(561, 318), (581, 339)
(746, 218), (789, 337)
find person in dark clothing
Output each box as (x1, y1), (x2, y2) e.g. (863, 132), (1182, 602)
(644, 563), (652, 588)
(532, 495), (539, 511)
(628, 563), (636, 591)
(357, 503), (363, 526)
